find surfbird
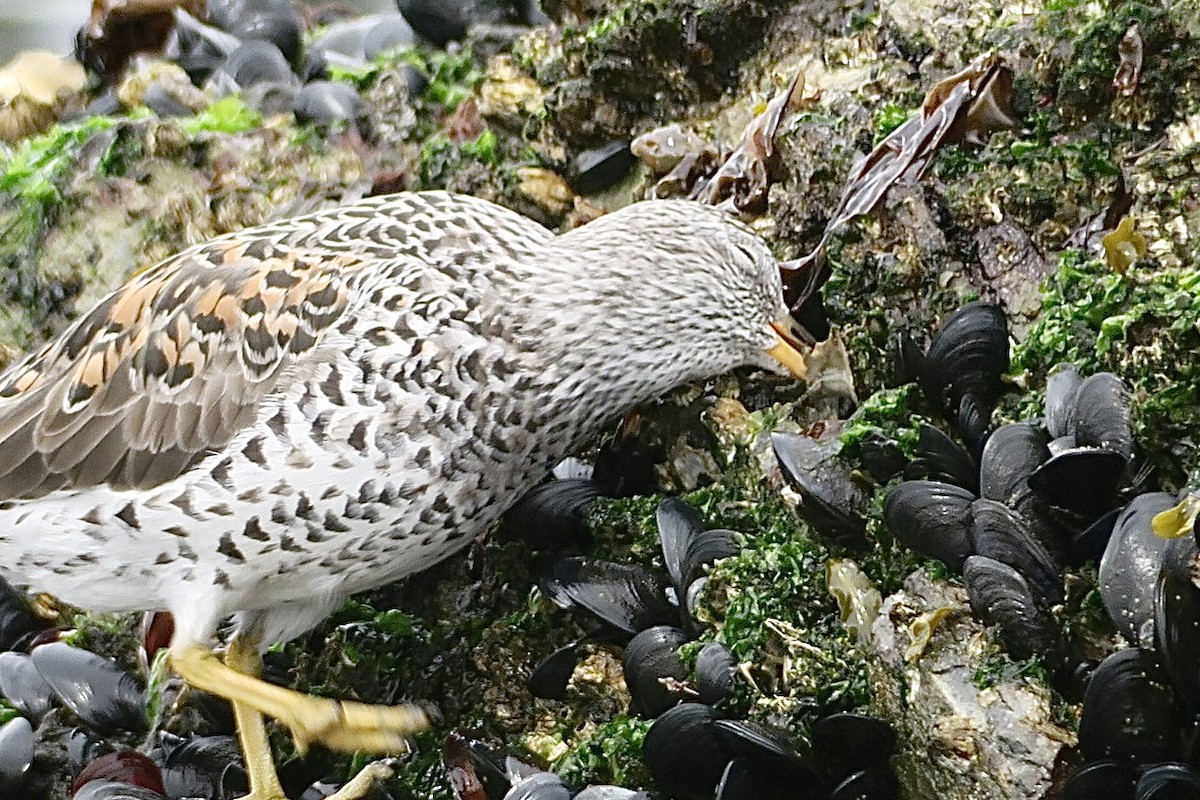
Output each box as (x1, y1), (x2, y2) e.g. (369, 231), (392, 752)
(0, 190), (807, 798)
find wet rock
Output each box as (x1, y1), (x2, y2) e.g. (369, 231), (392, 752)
(869, 570), (1070, 799)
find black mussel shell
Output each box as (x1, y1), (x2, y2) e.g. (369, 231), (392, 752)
(1068, 506), (1121, 567)
(1100, 493), (1178, 647)
(920, 301), (1009, 413)
(396, 0), (473, 46)
(542, 558), (675, 635)
(218, 39), (295, 88)
(169, 9), (241, 85)
(1073, 373), (1132, 460)
(955, 393), (990, 459)
(711, 719), (821, 784)
(968, 499), (1062, 605)
(1078, 648), (1180, 764)
(1136, 763), (1200, 800)
(570, 141), (636, 195)
(829, 766), (900, 800)
(1028, 447), (1126, 516)
(694, 641), (738, 705)
(69, 728), (113, 778)
(658, 498), (705, 592)
(31, 643), (146, 734)
(574, 787), (649, 799)
(1044, 364), (1082, 440)
(160, 735), (248, 800)
(0, 716), (33, 794)
(979, 422), (1049, 504)
(528, 640), (583, 701)
(680, 529), (739, 595)
(1063, 759), (1135, 800)
(1154, 565), (1200, 713)
(363, 15), (419, 59)
(811, 713), (896, 785)
(0, 577), (48, 651)
(293, 81), (368, 133)
(504, 479), (600, 550)
(772, 432), (868, 547)
(73, 751), (165, 796)
(0, 651), (54, 720)
(858, 432), (907, 483)
(622, 626), (690, 718)
(714, 757), (797, 800)
(209, 0), (303, 64)
(963, 556), (1060, 659)
(905, 425), (978, 494)
(643, 703), (729, 800)
(883, 480), (974, 571)
(73, 781), (167, 800)
(503, 771), (572, 800)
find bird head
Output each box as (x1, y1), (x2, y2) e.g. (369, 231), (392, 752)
(517, 200), (808, 400)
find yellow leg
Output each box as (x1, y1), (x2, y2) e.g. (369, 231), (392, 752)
(171, 640), (429, 754)
(224, 639), (288, 800)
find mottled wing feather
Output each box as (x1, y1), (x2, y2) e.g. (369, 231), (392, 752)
(0, 232), (365, 501)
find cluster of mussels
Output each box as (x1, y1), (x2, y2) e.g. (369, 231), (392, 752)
(775, 300), (1200, 798)
(0, 578), (375, 799)
(73, 0), (543, 133)
(499, 489), (899, 800)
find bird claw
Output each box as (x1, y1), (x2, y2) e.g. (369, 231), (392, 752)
(318, 760), (400, 800)
(284, 696), (430, 754)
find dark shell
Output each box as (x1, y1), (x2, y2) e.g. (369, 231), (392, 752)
(904, 425), (978, 494)
(811, 713), (896, 785)
(694, 641), (738, 705)
(528, 640), (583, 701)
(292, 81), (368, 133)
(772, 432), (868, 547)
(1100, 493), (1178, 647)
(968, 499), (1062, 605)
(396, 0), (472, 46)
(714, 758), (803, 800)
(954, 393), (990, 460)
(1062, 759), (1136, 800)
(883, 480), (974, 572)
(1044, 363), (1082, 440)
(643, 703), (729, 800)
(858, 432), (907, 483)
(657, 498), (706, 592)
(680, 529), (739, 594)
(570, 141), (636, 195)
(504, 479), (600, 550)
(1154, 566), (1200, 713)
(979, 422), (1048, 504)
(73, 752), (165, 796)
(622, 626), (690, 718)
(0, 577), (48, 651)
(169, 10), (241, 84)
(1078, 648), (1180, 764)
(31, 643), (145, 734)
(1028, 447), (1126, 516)
(1068, 506), (1121, 567)
(73, 781), (167, 800)
(442, 728), (509, 800)
(829, 766), (900, 800)
(503, 772), (572, 800)
(363, 15), (419, 59)
(573, 787), (648, 800)
(0, 717), (33, 794)
(307, 13), (415, 63)
(963, 556), (1060, 660)
(209, 0), (303, 63)
(1073, 372), (1132, 460)
(160, 735), (248, 800)
(219, 40), (295, 88)
(920, 301), (1009, 413)
(0, 651), (54, 720)
(542, 558), (675, 635)
(711, 719), (821, 783)
(1135, 763), (1200, 800)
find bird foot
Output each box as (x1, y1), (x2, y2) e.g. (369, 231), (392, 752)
(278, 694), (429, 754)
(320, 760), (399, 800)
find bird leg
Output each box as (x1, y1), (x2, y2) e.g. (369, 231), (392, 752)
(170, 639), (429, 793)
